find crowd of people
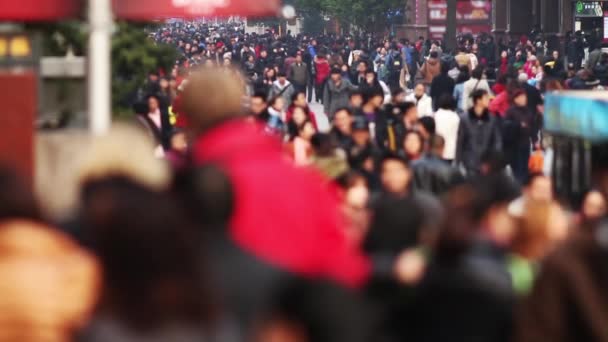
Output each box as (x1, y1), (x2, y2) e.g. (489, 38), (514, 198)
(4, 20), (608, 341)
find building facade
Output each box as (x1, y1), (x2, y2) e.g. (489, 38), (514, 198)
(403, 0), (608, 43)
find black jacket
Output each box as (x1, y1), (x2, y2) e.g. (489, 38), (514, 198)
(457, 109), (503, 176)
(412, 154), (464, 195)
(430, 73), (456, 111)
(503, 105), (539, 149)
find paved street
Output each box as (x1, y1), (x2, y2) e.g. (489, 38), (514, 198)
(309, 100), (330, 133)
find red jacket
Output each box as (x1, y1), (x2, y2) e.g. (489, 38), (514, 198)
(315, 59), (330, 85)
(285, 105), (318, 129)
(193, 120), (371, 288)
(489, 91), (510, 117)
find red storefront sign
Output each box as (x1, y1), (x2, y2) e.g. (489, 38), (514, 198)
(1, 0), (81, 21)
(113, 0), (282, 20)
(428, 0), (492, 39)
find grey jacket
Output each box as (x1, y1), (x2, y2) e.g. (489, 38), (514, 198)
(323, 79), (357, 116)
(289, 62), (308, 85)
(268, 80), (295, 107)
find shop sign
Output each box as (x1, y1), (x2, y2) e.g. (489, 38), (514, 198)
(575, 1), (604, 17)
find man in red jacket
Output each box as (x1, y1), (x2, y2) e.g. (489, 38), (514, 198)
(181, 68), (371, 288)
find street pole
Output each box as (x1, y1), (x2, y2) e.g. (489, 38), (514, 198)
(446, 0), (457, 52)
(88, 0), (113, 135)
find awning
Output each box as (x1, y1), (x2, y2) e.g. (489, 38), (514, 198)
(1, 0), (81, 21)
(113, 0), (281, 20)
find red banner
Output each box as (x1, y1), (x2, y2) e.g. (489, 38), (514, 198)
(1, 0), (81, 21)
(113, 0), (282, 20)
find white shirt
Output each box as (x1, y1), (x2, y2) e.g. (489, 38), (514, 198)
(434, 108), (461, 160)
(406, 93), (433, 117)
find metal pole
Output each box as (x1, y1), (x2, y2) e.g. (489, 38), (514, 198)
(88, 0), (113, 135)
(445, 0), (457, 52)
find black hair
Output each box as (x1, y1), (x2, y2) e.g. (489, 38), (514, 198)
(349, 90), (363, 99)
(437, 94), (457, 110)
(429, 134), (445, 151)
(333, 107), (353, 117)
(277, 71), (287, 78)
(471, 65), (484, 79)
(418, 116), (436, 136)
(330, 67), (342, 75)
(252, 91), (268, 100)
(470, 89), (488, 105)
(430, 51), (439, 59)
(291, 91), (306, 104)
(391, 87), (406, 98)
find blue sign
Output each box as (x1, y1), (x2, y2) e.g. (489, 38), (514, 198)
(544, 92), (608, 141)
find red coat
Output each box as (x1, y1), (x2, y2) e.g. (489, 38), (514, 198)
(315, 59), (330, 85)
(193, 120), (371, 288)
(285, 105), (318, 129)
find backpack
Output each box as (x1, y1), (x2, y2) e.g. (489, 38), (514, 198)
(388, 51), (403, 73)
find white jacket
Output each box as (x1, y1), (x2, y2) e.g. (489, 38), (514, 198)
(462, 77), (493, 111)
(434, 108), (461, 160)
(406, 93), (433, 117)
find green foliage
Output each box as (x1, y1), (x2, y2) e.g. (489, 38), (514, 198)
(295, 0), (404, 32)
(111, 21), (177, 112)
(29, 21), (87, 56)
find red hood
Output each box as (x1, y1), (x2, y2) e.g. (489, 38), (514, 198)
(193, 120), (371, 288)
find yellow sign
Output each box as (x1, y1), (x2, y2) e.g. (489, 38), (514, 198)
(9, 36), (31, 58)
(0, 38), (7, 57)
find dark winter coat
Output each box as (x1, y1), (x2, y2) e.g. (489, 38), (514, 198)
(411, 154), (464, 196)
(323, 79), (356, 116)
(456, 109), (503, 176)
(430, 73), (456, 111)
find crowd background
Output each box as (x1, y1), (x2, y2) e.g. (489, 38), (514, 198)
(4, 19), (608, 341)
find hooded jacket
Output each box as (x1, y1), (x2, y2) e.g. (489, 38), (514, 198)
(193, 120), (371, 288)
(323, 79), (356, 117)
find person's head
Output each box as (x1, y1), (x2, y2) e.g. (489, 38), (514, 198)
(471, 65), (484, 80)
(248, 55), (255, 63)
(357, 61), (368, 73)
(147, 95), (160, 113)
(295, 53), (303, 63)
(250, 92), (268, 115)
(471, 89), (490, 111)
(414, 83), (426, 98)
(416, 117), (436, 140)
(363, 89), (384, 109)
(392, 88), (407, 104)
(333, 108), (353, 135)
(429, 51), (439, 59)
(182, 68), (245, 134)
(292, 91), (307, 108)
(513, 200), (569, 261)
(403, 130), (424, 160)
(278, 71), (287, 84)
(292, 106), (309, 126)
(351, 116), (371, 146)
(261, 50), (268, 58)
(437, 94), (456, 111)
(380, 154), (411, 196)
(159, 77), (170, 90)
(552, 50), (559, 59)
(524, 173), (553, 201)
(456, 65), (470, 84)
(349, 91), (364, 108)
(266, 68), (276, 79)
(330, 68), (342, 82)
(170, 130), (188, 154)
(270, 96), (285, 112)
(581, 190), (607, 223)
(511, 89), (527, 107)
(365, 70), (377, 84)
(402, 102), (418, 125)
(82, 177), (214, 329)
(440, 61), (450, 74)
(429, 134), (445, 157)
(298, 120), (317, 141)
(501, 50), (508, 58)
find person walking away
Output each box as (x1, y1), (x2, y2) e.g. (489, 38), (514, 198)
(411, 134), (463, 196)
(455, 47), (472, 71)
(289, 52), (308, 94)
(386, 44), (405, 90)
(419, 51), (441, 88)
(453, 65), (470, 113)
(503, 90), (539, 185)
(434, 94), (460, 162)
(586, 43), (602, 71)
(593, 53), (608, 86)
(430, 62), (456, 112)
(324, 68), (356, 120)
(268, 72), (295, 108)
(406, 83), (433, 117)
(183, 68), (371, 289)
(457, 89), (503, 177)
(314, 53), (331, 103)
(462, 66), (493, 111)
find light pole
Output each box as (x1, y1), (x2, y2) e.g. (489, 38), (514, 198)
(88, 0), (113, 135)
(446, 0), (457, 51)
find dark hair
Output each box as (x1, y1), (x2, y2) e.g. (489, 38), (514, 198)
(331, 67), (342, 75)
(82, 177), (216, 329)
(418, 116), (436, 136)
(311, 133), (337, 157)
(349, 90), (363, 99)
(291, 91), (306, 104)
(456, 65), (470, 84)
(0, 166), (42, 222)
(277, 71), (287, 78)
(441, 61), (451, 74)
(437, 94), (456, 110)
(429, 134), (445, 150)
(470, 89), (488, 105)
(471, 65), (484, 79)
(403, 130), (425, 156)
(391, 87), (406, 98)
(402, 102), (417, 116)
(252, 91), (268, 100)
(430, 51), (439, 59)
(333, 107), (353, 117)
